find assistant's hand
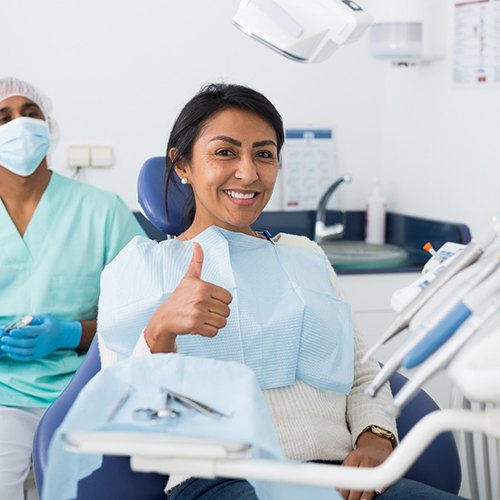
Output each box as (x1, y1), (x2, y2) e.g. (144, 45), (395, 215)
(0, 325), (6, 358)
(339, 432), (393, 500)
(0, 315), (82, 361)
(145, 242), (233, 353)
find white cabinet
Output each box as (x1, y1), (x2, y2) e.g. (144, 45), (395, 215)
(337, 272), (453, 410)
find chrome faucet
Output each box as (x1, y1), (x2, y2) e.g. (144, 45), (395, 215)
(314, 174), (352, 244)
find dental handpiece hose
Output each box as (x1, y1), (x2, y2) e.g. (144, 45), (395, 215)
(365, 254), (500, 398)
(362, 220), (500, 363)
(404, 261), (500, 369)
(388, 292), (500, 416)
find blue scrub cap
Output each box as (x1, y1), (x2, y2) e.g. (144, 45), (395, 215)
(0, 77), (52, 119)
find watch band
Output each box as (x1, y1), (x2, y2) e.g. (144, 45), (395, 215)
(359, 424), (397, 449)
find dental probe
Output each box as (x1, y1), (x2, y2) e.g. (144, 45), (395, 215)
(404, 264), (500, 368)
(365, 255), (500, 398)
(4, 315), (33, 333)
(362, 220), (500, 364)
(388, 293), (500, 417)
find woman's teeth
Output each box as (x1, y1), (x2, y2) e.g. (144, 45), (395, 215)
(224, 190), (256, 200)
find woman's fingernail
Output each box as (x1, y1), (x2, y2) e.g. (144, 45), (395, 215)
(375, 488), (386, 494)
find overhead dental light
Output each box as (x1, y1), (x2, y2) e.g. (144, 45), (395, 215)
(233, 0), (373, 63)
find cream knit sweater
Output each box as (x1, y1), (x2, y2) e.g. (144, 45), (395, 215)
(99, 233), (397, 462)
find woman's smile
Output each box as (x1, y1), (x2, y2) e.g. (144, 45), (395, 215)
(222, 189), (260, 205)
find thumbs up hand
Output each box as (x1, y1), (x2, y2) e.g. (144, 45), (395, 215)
(145, 242), (233, 353)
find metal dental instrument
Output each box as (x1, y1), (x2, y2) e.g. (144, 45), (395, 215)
(362, 220), (500, 363)
(162, 387), (233, 419)
(155, 390), (181, 419)
(132, 407), (180, 421)
(106, 387), (135, 423)
(365, 255), (500, 398)
(133, 388), (181, 422)
(4, 315), (33, 333)
(387, 293), (500, 417)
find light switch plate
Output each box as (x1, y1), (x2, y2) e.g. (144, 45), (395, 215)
(90, 146), (113, 168)
(67, 146), (91, 168)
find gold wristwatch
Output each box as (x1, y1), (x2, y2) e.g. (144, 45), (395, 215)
(359, 425), (397, 449)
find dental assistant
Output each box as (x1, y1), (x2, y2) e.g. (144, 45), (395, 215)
(0, 77), (145, 500)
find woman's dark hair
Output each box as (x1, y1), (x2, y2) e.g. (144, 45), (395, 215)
(164, 83), (284, 226)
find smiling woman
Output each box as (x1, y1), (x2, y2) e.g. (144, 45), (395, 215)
(163, 83), (284, 237)
(95, 83), (465, 500)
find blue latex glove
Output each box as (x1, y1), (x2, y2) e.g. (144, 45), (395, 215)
(0, 325), (5, 358)
(0, 315), (82, 361)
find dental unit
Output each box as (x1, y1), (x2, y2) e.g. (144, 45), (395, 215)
(365, 254), (500, 398)
(403, 263), (500, 369)
(362, 220), (500, 363)
(388, 292), (500, 416)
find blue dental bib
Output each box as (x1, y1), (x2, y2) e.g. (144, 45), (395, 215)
(99, 226), (354, 393)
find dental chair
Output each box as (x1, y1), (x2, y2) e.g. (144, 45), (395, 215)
(32, 156), (462, 498)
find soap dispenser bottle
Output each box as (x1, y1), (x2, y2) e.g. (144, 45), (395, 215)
(365, 178), (386, 245)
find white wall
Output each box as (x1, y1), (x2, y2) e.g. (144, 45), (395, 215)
(1, 0), (385, 212)
(3, 1), (498, 235)
(378, 1), (500, 237)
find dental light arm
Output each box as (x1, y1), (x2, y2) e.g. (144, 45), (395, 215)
(233, 0), (373, 63)
(363, 220), (500, 363)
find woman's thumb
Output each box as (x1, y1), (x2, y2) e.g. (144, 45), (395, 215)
(184, 242), (204, 279)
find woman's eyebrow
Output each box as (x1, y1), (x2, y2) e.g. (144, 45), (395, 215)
(209, 136), (277, 148)
(209, 135), (241, 146)
(253, 140), (277, 148)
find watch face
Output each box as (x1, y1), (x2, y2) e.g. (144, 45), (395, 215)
(369, 425), (396, 444)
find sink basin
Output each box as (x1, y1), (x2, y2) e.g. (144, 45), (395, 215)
(320, 241), (410, 269)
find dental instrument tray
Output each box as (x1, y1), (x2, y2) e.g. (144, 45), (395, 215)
(63, 432), (252, 459)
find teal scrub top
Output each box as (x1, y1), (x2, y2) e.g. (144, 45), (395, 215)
(0, 172), (146, 407)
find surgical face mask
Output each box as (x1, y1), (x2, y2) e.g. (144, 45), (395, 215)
(0, 117), (51, 176)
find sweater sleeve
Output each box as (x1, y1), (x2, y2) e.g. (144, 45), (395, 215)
(346, 329), (398, 447)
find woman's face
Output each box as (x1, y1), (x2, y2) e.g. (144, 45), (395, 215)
(174, 108), (279, 235)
